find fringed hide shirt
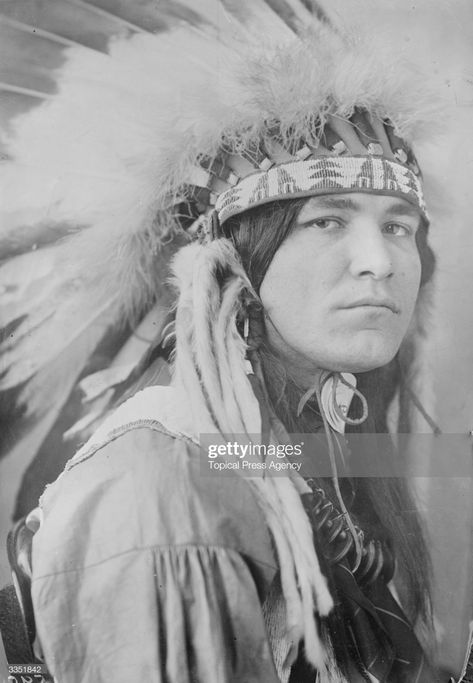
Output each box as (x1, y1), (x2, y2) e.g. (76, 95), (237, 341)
(30, 386), (433, 683)
(30, 386), (298, 683)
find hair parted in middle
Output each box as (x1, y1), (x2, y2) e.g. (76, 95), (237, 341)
(225, 196), (434, 621)
(170, 194), (435, 677)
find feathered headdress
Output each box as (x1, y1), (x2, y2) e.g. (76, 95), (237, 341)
(0, 0), (445, 675)
(0, 0), (440, 458)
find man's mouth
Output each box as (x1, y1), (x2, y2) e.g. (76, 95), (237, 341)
(342, 297), (400, 314)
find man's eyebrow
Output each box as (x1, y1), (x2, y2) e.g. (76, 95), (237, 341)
(297, 195), (422, 219)
(385, 201), (421, 219)
(298, 196), (359, 213)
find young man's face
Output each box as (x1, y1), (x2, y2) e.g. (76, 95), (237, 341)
(259, 193), (422, 380)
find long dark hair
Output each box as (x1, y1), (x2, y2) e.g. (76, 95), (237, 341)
(225, 197), (435, 627)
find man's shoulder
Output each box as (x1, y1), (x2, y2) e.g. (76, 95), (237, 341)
(35, 385), (276, 577)
(38, 383), (200, 516)
(37, 384), (200, 539)
(72, 384), (196, 462)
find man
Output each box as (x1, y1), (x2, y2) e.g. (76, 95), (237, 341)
(0, 1), (460, 681)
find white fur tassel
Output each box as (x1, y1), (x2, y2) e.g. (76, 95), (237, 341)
(172, 239), (339, 674)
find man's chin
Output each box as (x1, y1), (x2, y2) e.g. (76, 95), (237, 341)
(338, 356), (396, 374)
(321, 336), (400, 374)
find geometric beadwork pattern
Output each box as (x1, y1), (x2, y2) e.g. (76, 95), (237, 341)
(215, 156), (427, 224)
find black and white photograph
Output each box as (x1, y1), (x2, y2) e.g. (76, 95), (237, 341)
(0, 1), (472, 681)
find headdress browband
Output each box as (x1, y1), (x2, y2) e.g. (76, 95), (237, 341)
(215, 156), (426, 225)
(183, 108), (427, 238)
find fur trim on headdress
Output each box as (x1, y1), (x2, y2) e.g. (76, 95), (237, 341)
(171, 239), (337, 672)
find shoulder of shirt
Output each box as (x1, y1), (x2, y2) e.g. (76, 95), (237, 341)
(69, 384), (196, 465)
(34, 385), (278, 586)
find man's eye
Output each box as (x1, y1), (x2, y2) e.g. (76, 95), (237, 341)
(308, 218), (341, 230)
(384, 222), (412, 237)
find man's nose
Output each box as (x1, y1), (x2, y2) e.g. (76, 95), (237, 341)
(347, 221), (393, 280)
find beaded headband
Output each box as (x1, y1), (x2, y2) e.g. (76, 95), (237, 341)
(215, 156), (427, 225)
(184, 109), (427, 238)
